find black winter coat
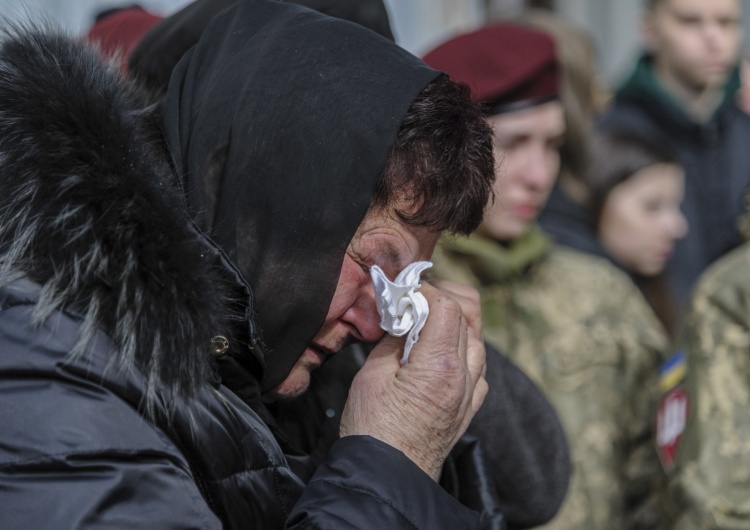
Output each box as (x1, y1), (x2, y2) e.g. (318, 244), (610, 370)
(0, 280), (479, 529)
(0, 28), (479, 529)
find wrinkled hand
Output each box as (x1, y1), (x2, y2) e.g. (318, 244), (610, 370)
(339, 283), (488, 481)
(427, 279), (483, 341)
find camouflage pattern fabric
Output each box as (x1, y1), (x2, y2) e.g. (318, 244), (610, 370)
(665, 242), (750, 529)
(431, 228), (668, 529)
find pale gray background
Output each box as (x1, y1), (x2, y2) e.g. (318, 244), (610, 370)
(1, 0), (749, 84)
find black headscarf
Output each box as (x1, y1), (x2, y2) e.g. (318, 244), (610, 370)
(128, 0), (394, 96)
(163, 0), (439, 392)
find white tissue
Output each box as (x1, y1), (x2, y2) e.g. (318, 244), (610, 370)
(370, 261), (432, 364)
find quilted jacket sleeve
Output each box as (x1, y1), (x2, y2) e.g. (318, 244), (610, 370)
(0, 304), (223, 530)
(288, 436), (480, 529)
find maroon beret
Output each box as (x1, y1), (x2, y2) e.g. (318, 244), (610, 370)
(423, 23), (559, 114)
(86, 6), (163, 74)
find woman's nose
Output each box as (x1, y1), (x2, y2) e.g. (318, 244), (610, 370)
(670, 210), (689, 239)
(344, 283), (385, 343)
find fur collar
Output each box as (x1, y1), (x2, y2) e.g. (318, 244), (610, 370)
(0, 25), (258, 413)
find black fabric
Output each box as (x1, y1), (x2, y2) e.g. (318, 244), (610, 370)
(292, 0), (393, 40)
(463, 344), (570, 528)
(269, 345), (367, 481)
(129, 0), (394, 96)
(599, 58), (750, 304)
(538, 181), (608, 259)
(163, 0), (439, 392)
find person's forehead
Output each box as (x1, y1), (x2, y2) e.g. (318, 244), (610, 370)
(658, 0), (741, 17)
(355, 208), (439, 269)
(488, 101), (565, 135)
(610, 164), (682, 199)
(630, 163), (685, 187)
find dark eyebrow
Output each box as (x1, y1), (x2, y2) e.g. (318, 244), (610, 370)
(379, 241), (405, 273)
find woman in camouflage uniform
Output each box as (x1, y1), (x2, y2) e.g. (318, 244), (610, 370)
(661, 202), (750, 528)
(424, 23), (669, 530)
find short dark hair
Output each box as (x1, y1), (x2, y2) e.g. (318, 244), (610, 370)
(372, 74), (495, 235)
(585, 129), (680, 220)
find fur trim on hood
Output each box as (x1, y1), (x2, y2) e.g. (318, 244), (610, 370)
(0, 24), (258, 415)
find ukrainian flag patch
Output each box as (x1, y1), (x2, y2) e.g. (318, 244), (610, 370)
(659, 350), (686, 393)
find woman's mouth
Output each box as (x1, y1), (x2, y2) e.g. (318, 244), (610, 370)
(513, 203), (539, 220)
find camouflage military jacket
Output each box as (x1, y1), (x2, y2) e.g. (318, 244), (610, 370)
(432, 227), (668, 530)
(665, 242), (750, 529)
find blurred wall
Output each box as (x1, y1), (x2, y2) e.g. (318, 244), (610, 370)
(383, 0), (484, 57)
(1, 0), (749, 84)
(0, 0), (189, 32)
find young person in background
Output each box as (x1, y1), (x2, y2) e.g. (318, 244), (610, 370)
(599, 0), (747, 304)
(425, 23), (669, 530)
(580, 130), (688, 338)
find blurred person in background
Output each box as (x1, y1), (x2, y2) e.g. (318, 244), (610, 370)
(86, 4), (162, 73)
(516, 9), (613, 256)
(656, 200), (750, 528)
(599, 0), (748, 306)
(518, 8), (688, 337)
(514, 9), (614, 257)
(424, 23), (669, 530)
(584, 130), (688, 338)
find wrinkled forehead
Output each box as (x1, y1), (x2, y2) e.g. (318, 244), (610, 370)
(352, 205), (441, 273)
